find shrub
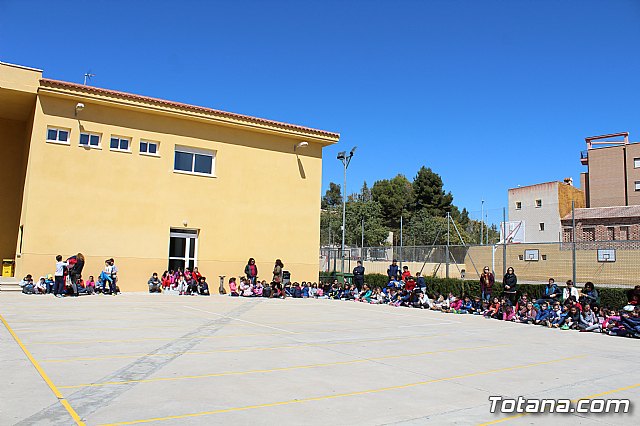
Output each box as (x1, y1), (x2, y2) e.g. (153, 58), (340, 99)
(319, 272), (629, 308)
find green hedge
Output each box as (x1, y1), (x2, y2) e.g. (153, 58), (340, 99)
(318, 272), (629, 309)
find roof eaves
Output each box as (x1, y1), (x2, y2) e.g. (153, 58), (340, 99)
(38, 78), (340, 141)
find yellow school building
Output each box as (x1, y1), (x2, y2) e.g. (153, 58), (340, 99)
(0, 62), (339, 291)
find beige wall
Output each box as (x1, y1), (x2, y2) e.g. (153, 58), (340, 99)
(557, 182), (585, 218)
(0, 117), (29, 265)
(15, 94), (331, 290)
(359, 260), (465, 279)
(466, 244), (639, 287)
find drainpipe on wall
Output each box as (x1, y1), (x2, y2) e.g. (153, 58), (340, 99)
(623, 146), (629, 206)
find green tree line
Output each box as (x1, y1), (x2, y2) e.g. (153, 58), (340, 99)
(321, 166), (499, 247)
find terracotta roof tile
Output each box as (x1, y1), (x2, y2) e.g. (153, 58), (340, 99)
(561, 205), (640, 221)
(39, 78), (340, 140)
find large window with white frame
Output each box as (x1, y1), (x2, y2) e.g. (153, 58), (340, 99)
(174, 146), (215, 176)
(634, 158), (640, 169)
(110, 136), (131, 152)
(140, 140), (159, 156)
(79, 132), (101, 148)
(168, 228), (198, 271)
(46, 127), (70, 145)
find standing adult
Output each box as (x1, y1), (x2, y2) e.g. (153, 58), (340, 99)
(387, 259), (399, 282)
(245, 258), (258, 285)
(273, 259), (284, 298)
(479, 266), (495, 302)
(352, 260), (365, 291)
(416, 272), (426, 293)
(108, 258), (118, 295)
(502, 267), (517, 306)
(67, 252), (85, 296)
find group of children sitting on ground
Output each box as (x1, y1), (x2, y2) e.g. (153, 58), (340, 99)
(148, 268), (211, 295)
(19, 254), (119, 297)
(476, 280), (640, 338)
(226, 263), (640, 339)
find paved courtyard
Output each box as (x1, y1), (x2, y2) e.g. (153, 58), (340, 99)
(0, 293), (638, 425)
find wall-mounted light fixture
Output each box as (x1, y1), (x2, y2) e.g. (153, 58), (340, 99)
(75, 102), (85, 117)
(294, 141), (309, 152)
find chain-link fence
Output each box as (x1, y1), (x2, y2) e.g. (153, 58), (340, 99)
(321, 241), (639, 288)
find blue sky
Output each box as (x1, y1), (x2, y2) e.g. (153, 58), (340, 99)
(2, 0), (639, 224)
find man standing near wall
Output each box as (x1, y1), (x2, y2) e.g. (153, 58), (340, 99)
(353, 260), (365, 291)
(387, 259), (399, 282)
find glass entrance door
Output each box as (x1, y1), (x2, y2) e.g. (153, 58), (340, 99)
(169, 229), (198, 271)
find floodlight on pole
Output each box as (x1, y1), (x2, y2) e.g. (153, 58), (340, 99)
(337, 146), (356, 277)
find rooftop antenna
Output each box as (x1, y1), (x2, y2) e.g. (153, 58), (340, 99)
(83, 71), (95, 86)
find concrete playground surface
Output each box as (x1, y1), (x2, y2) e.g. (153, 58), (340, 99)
(0, 294), (638, 426)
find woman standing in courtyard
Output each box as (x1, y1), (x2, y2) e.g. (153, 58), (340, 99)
(503, 267), (517, 306)
(245, 258), (258, 285)
(479, 266), (494, 301)
(273, 259), (284, 298)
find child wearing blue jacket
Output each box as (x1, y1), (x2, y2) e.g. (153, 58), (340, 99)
(534, 302), (553, 325)
(458, 296), (473, 314)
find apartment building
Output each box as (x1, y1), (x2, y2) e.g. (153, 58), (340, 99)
(0, 62), (339, 290)
(580, 132), (640, 207)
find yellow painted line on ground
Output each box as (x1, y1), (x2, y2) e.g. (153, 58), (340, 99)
(0, 313), (85, 426)
(98, 356), (581, 425)
(42, 333), (442, 363)
(477, 382), (640, 426)
(60, 344), (505, 389)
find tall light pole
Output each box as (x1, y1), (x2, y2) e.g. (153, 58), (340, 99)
(338, 146), (357, 274)
(480, 199), (484, 245)
(485, 212), (489, 245)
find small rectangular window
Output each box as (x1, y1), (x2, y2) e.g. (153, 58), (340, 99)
(607, 227), (615, 241)
(140, 140), (159, 156)
(635, 181), (640, 191)
(634, 158), (640, 168)
(539, 222), (545, 231)
(582, 227), (596, 241)
(46, 127), (70, 144)
(515, 201), (522, 210)
(79, 132), (101, 148)
(541, 254), (547, 261)
(173, 146), (215, 176)
(110, 136), (131, 152)
(620, 226), (629, 241)
(535, 199), (542, 208)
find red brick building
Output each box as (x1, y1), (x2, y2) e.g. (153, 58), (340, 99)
(561, 205), (640, 242)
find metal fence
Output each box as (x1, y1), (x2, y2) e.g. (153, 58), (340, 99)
(321, 241), (640, 288)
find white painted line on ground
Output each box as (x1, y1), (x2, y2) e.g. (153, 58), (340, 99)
(183, 305), (296, 334)
(399, 322), (459, 327)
